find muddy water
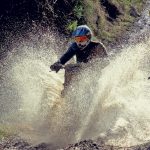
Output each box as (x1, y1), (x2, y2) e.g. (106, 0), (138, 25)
(0, 2), (150, 148)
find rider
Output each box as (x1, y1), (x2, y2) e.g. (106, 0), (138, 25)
(50, 25), (108, 72)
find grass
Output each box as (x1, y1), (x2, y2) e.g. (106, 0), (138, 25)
(0, 129), (7, 139)
(68, 0), (145, 43)
(0, 127), (9, 140)
(0, 125), (16, 140)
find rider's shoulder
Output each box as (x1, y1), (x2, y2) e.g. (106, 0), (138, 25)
(91, 40), (104, 46)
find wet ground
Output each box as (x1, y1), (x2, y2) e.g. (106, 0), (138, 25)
(1, 137), (150, 150)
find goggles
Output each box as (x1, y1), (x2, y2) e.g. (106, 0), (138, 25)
(75, 36), (88, 43)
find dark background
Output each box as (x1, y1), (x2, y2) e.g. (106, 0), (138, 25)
(0, 0), (78, 33)
(0, 0), (78, 58)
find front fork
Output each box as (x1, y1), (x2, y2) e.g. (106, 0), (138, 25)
(61, 64), (81, 96)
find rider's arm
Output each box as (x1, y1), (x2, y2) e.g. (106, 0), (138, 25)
(59, 43), (76, 65)
(50, 43), (77, 72)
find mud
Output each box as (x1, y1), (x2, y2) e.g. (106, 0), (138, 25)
(1, 137), (150, 150)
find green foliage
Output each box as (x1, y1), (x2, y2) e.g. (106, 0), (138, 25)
(0, 125), (14, 140)
(0, 128), (8, 139)
(0, 130), (5, 139)
(66, 1), (84, 33)
(67, 20), (78, 32)
(74, 2), (84, 19)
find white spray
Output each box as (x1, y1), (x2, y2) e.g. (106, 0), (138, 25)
(0, 6), (150, 148)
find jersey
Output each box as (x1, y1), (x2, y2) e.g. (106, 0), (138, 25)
(59, 41), (108, 65)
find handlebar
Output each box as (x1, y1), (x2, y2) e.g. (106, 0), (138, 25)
(49, 63), (81, 72)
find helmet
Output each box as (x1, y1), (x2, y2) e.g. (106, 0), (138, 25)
(72, 25), (92, 49)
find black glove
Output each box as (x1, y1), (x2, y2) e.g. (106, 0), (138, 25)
(50, 61), (63, 73)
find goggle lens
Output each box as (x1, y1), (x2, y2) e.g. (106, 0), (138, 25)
(75, 36), (88, 43)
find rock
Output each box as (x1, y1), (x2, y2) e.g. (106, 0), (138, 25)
(130, 6), (140, 17)
(0, 136), (51, 150)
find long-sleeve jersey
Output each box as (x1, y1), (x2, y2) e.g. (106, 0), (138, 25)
(59, 41), (108, 65)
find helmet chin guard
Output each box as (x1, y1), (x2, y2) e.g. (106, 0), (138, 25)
(76, 39), (90, 49)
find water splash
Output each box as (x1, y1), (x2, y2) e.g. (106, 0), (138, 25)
(0, 7), (150, 148)
(75, 40), (150, 146)
(0, 30), (66, 145)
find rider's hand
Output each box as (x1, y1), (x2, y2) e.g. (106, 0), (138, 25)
(50, 61), (63, 73)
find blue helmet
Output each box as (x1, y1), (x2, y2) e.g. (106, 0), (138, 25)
(72, 25), (92, 39)
(72, 25), (93, 49)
